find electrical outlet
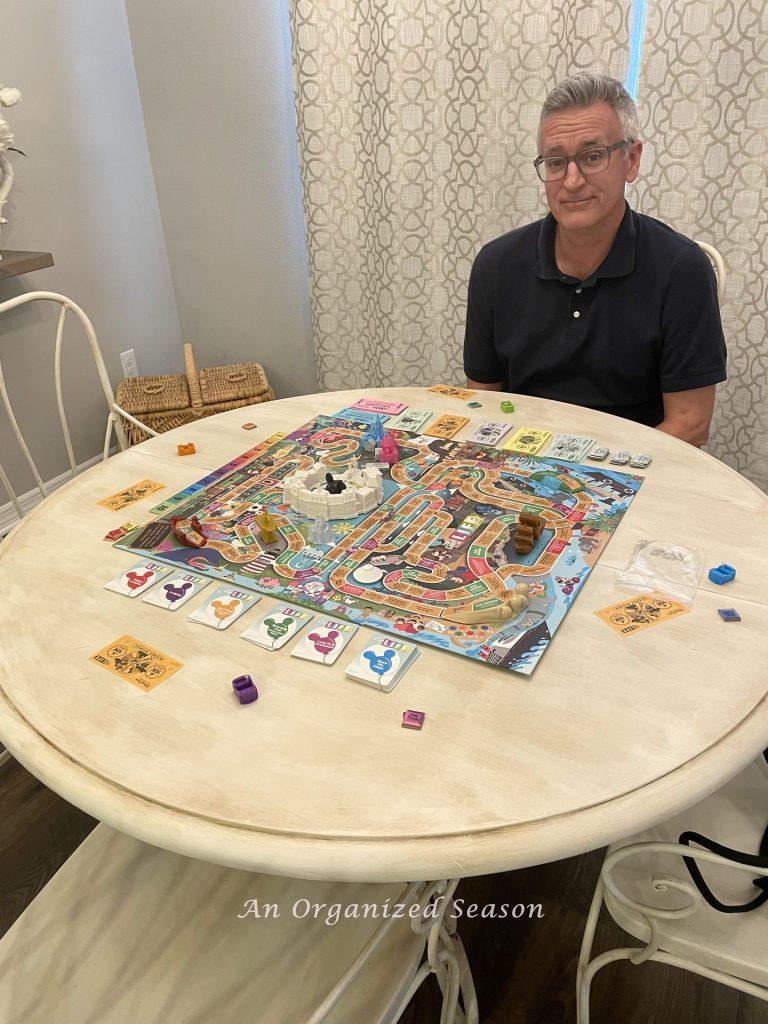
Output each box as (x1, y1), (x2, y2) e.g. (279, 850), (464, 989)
(120, 349), (138, 378)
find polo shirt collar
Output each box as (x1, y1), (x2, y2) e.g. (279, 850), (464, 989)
(534, 201), (636, 286)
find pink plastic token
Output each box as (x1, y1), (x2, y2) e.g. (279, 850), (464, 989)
(401, 710), (425, 730)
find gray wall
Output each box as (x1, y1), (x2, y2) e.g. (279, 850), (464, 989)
(125, 0), (316, 400)
(0, 0), (181, 494)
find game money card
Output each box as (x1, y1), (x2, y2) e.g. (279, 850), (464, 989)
(188, 586), (260, 630)
(103, 521), (138, 542)
(428, 384), (476, 400)
(545, 434), (596, 462)
(386, 408), (433, 432)
(345, 634), (419, 692)
(333, 407), (386, 425)
(240, 603), (314, 651)
(503, 427), (553, 454)
(350, 397), (407, 414)
(425, 414), (469, 439)
(104, 559), (172, 597)
(98, 480), (165, 511)
(290, 618), (358, 665)
(468, 420), (512, 446)
(143, 571), (210, 611)
(594, 593), (689, 636)
(90, 635), (183, 692)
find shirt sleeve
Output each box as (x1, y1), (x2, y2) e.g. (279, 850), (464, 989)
(659, 244), (727, 393)
(463, 245), (505, 384)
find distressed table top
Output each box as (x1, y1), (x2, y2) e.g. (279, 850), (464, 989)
(1, 387), (766, 882)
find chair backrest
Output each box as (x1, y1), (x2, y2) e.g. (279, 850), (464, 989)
(696, 241), (727, 305)
(0, 291), (134, 522)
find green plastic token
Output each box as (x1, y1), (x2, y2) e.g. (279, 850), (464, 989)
(500, 401), (515, 413)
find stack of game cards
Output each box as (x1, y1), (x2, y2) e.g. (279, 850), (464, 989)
(345, 634), (419, 692)
(240, 604), (314, 651)
(290, 618), (358, 664)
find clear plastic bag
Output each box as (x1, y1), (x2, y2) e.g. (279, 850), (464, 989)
(616, 539), (703, 607)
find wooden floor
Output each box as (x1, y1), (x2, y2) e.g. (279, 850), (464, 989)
(1, 756), (765, 1023)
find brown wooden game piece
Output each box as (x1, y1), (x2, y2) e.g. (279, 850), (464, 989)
(519, 513), (543, 538)
(515, 524), (535, 554)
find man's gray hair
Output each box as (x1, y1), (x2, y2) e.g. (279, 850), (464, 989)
(539, 73), (640, 143)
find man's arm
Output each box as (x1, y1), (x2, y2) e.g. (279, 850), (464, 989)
(657, 245), (726, 446)
(466, 378), (504, 391)
(657, 385), (717, 446)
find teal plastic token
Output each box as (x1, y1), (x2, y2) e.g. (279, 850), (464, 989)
(467, 401), (482, 408)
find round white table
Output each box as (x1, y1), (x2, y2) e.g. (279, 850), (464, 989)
(1, 387), (767, 887)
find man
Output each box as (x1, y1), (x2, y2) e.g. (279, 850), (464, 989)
(463, 72), (726, 445)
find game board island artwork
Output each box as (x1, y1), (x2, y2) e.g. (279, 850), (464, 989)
(117, 414), (644, 675)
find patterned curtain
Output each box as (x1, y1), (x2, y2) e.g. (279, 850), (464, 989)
(289, 0), (767, 490)
(632, 1), (768, 488)
(288, 0), (630, 390)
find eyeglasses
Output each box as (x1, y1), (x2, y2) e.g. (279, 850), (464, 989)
(533, 140), (632, 182)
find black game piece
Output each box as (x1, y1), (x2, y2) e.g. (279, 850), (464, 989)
(325, 472), (347, 494)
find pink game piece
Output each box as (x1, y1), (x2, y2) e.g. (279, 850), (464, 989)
(401, 710), (425, 730)
(379, 432), (399, 465)
(351, 397), (407, 415)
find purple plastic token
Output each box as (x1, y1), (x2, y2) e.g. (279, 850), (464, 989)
(232, 674), (259, 704)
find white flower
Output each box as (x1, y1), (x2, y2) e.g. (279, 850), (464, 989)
(0, 118), (13, 150)
(0, 87), (21, 107)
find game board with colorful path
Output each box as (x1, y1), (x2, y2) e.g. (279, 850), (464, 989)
(116, 414), (644, 674)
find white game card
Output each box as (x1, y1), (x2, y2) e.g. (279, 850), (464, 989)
(290, 618), (358, 664)
(104, 559), (172, 598)
(240, 604), (314, 651)
(468, 420), (512, 446)
(345, 634), (419, 692)
(545, 434), (596, 462)
(187, 585), (260, 630)
(143, 571), (210, 610)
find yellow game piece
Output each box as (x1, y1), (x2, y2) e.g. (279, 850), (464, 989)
(254, 510), (279, 544)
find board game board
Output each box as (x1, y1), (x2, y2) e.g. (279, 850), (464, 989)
(116, 415), (644, 674)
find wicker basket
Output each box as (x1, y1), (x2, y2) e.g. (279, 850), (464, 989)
(116, 342), (275, 446)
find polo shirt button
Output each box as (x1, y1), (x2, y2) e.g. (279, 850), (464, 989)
(573, 310), (580, 318)
(575, 287), (582, 294)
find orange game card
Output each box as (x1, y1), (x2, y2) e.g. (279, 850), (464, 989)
(594, 593), (689, 636)
(424, 414), (469, 439)
(90, 635), (183, 691)
(98, 480), (165, 511)
(428, 384), (476, 400)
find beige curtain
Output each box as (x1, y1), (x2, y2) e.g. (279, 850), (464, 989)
(288, 0), (630, 390)
(632, 1), (768, 488)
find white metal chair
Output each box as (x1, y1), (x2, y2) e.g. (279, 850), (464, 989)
(577, 755), (768, 1022)
(696, 241), (727, 305)
(0, 824), (478, 1023)
(0, 291), (156, 767)
(0, 291), (158, 523)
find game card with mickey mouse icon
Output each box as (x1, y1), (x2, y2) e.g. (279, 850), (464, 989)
(240, 603), (314, 651)
(104, 559), (172, 598)
(345, 634), (419, 691)
(290, 618), (358, 664)
(187, 586), (260, 630)
(143, 571), (210, 611)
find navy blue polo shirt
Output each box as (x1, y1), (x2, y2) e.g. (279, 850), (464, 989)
(463, 202), (727, 426)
